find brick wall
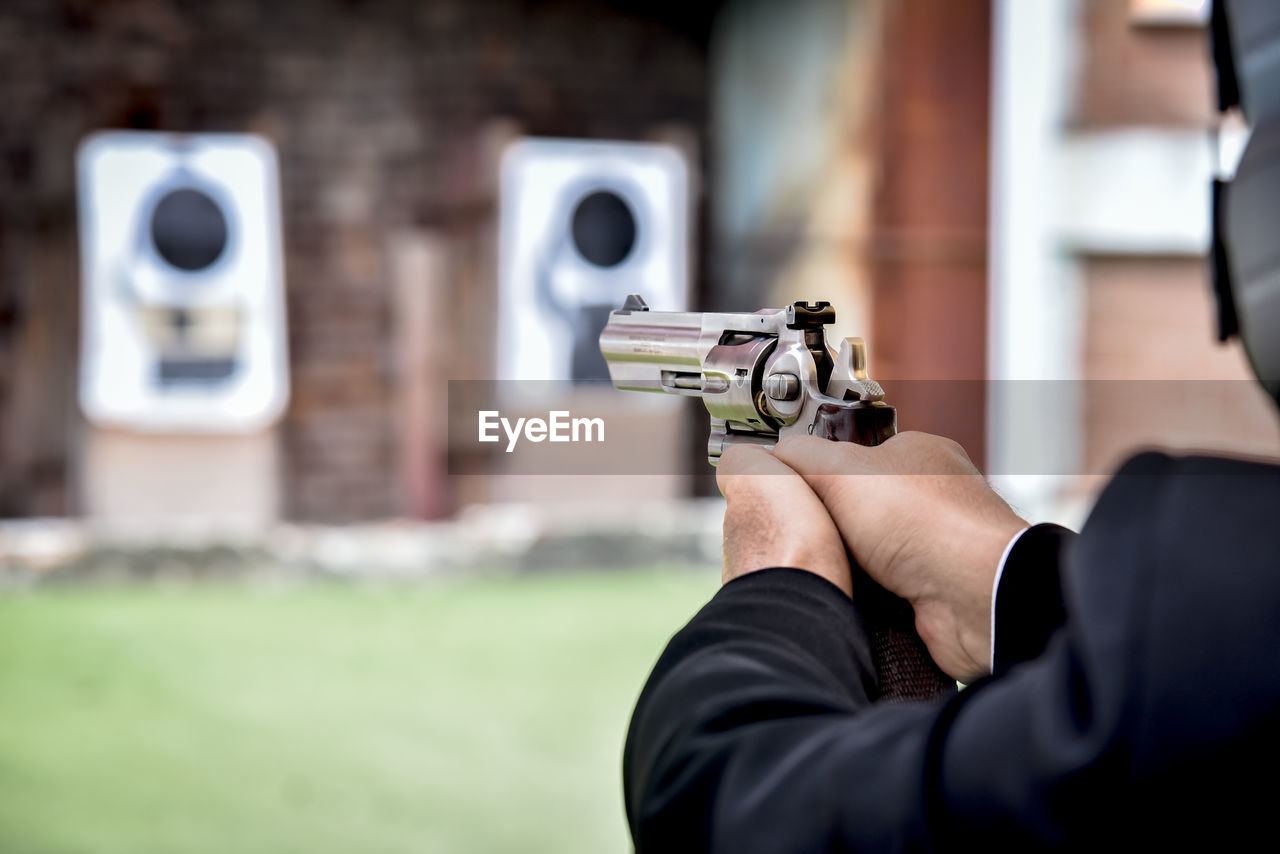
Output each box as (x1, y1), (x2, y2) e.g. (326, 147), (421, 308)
(1072, 0), (1214, 130)
(1083, 257), (1280, 476)
(0, 0), (715, 520)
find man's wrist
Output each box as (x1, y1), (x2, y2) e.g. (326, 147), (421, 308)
(919, 516), (1028, 681)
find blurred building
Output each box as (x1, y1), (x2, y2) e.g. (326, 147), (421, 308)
(989, 0), (1280, 522)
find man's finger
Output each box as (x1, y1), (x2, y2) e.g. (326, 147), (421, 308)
(716, 444), (801, 494)
(773, 434), (870, 471)
(770, 434), (874, 503)
(717, 444), (852, 596)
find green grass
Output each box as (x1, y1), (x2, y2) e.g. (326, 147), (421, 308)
(0, 569), (717, 854)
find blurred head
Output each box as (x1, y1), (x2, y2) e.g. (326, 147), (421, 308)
(1211, 0), (1280, 404)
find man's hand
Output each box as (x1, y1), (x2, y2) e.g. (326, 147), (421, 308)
(766, 432), (1027, 681)
(716, 445), (853, 598)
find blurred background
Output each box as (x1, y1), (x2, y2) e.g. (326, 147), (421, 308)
(1, 0), (1277, 852)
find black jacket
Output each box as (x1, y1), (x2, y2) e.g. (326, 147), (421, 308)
(623, 452), (1280, 851)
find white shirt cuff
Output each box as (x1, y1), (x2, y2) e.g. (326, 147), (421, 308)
(990, 526), (1032, 671)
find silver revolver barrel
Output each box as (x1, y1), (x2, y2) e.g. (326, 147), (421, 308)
(598, 294), (896, 463)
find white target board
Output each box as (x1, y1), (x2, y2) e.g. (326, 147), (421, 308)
(77, 130), (289, 433)
(497, 138), (690, 382)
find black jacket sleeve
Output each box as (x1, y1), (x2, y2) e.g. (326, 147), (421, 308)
(623, 452), (1280, 852)
(992, 522), (1074, 675)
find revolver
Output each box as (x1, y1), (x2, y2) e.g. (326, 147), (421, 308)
(598, 294), (896, 461)
(599, 294), (956, 701)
